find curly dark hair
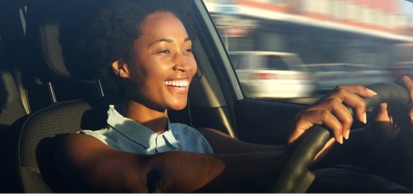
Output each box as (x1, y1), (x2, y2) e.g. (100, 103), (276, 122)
(59, 0), (195, 97)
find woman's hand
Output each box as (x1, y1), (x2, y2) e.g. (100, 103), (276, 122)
(289, 85), (377, 145)
(289, 76), (413, 161)
(366, 76), (413, 143)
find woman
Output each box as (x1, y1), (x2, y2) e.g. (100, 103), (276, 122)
(56, 0), (413, 192)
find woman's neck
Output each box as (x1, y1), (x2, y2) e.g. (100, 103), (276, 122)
(123, 101), (168, 134)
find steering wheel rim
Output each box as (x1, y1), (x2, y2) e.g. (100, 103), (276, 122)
(272, 82), (411, 193)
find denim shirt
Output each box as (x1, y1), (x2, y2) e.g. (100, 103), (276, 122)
(81, 105), (214, 155)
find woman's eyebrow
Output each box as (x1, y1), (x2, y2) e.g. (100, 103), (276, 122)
(149, 38), (173, 46)
(149, 37), (192, 46)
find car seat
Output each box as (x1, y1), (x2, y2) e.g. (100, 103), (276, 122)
(0, 36), (28, 131)
(4, 0), (107, 192)
(0, 3), (33, 192)
(0, 0), (31, 134)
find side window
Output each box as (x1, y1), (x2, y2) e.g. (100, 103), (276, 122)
(207, 0), (413, 103)
(266, 55), (289, 70)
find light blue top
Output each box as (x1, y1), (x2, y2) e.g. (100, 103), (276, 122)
(81, 105), (214, 155)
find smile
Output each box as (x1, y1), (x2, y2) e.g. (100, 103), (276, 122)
(164, 80), (189, 87)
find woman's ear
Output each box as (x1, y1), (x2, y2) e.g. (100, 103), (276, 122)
(112, 61), (130, 78)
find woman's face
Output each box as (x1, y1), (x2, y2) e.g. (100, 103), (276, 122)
(122, 11), (197, 111)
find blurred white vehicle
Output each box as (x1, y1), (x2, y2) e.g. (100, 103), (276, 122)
(229, 51), (315, 99)
(305, 63), (390, 93)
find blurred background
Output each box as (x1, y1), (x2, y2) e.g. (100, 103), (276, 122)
(204, 0), (413, 103)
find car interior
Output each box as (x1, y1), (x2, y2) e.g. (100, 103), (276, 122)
(0, 0), (309, 192)
(3, 0), (405, 193)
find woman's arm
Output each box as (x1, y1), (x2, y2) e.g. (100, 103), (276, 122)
(55, 133), (284, 193)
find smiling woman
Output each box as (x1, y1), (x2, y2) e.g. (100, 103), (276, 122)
(5, 0), (413, 193)
(119, 12), (196, 112)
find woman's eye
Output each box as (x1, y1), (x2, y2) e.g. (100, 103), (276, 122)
(158, 50), (170, 54)
(185, 48), (193, 53)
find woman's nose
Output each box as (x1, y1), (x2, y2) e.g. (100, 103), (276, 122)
(172, 54), (192, 72)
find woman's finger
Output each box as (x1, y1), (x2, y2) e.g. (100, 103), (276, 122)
(290, 109), (344, 144)
(290, 84), (376, 144)
(326, 85), (375, 124)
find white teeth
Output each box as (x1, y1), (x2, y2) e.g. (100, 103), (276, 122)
(164, 80), (188, 87)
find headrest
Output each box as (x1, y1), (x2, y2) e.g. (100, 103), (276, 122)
(26, 0), (95, 82)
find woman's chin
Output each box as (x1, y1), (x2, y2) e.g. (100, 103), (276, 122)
(168, 103), (188, 111)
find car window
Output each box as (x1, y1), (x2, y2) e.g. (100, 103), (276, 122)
(266, 55), (289, 70)
(206, 0), (413, 103)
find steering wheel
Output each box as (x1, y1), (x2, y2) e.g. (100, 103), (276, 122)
(271, 82), (411, 193)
